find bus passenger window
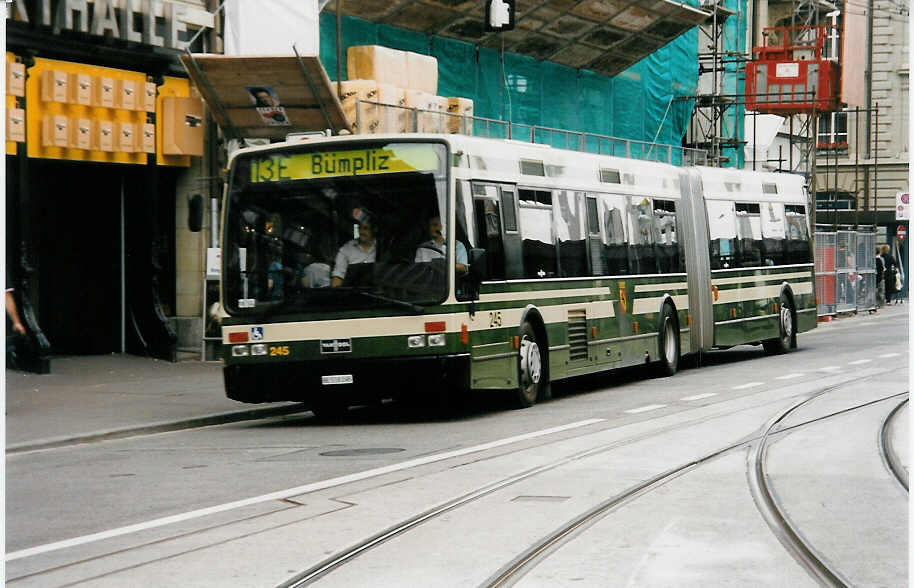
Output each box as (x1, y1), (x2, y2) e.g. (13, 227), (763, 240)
(586, 197), (603, 275)
(785, 204), (811, 263)
(652, 200), (684, 273)
(735, 202), (762, 268)
(555, 191), (588, 277)
(518, 189), (557, 279)
(473, 198), (505, 280)
(628, 197), (657, 274)
(707, 200), (737, 269)
(760, 202), (786, 266)
(598, 194), (628, 275)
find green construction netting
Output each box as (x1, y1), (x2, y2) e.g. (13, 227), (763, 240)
(319, 10), (701, 162)
(721, 0), (747, 168)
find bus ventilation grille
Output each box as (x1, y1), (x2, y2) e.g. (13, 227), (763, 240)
(567, 309), (588, 361)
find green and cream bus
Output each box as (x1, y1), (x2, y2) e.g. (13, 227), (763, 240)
(219, 134), (815, 417)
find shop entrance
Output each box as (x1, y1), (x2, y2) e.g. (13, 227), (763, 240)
(31, 160), (145, 355)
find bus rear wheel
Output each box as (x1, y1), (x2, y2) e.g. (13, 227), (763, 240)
(763, 293), (794, 355)
(655, 303), (680, 377)
(514, 321), (546, 408)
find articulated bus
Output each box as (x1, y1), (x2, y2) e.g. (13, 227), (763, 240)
(219, 134), (815, 417)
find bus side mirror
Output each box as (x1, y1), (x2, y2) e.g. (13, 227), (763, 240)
(468, 248), (487, 282)
(188, 194), (203, 232)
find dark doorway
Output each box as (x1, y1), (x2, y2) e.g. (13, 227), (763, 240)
(32, 160), (131, 354)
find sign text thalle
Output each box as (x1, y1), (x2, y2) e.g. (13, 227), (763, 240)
(10, 0), (215, 51)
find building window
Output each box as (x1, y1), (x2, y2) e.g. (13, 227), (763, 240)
(817, 112), (848, 149)
(823, 13), (841, 61)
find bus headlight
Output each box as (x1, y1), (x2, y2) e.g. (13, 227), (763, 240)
(251, 344), (268, 356)
(407, 335), (425, 348)
(232, 345), (250, 357)
(427, 334), (446, 347)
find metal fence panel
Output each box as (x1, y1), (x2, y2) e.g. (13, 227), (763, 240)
(857, 232), (875, 271)
(835, 231), (856, 271)
(856, 271), (876, 311)
(835, 271), (858, 313)
(815, 232), (836, 316)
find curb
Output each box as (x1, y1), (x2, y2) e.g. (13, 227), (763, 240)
(6, 403), (311, 455)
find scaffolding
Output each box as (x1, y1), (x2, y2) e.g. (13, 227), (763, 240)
(684, 0), (837, 179)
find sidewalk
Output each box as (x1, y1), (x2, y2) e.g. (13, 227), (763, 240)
(5, 354), (307, 453)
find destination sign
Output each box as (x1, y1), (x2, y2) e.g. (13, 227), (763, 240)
(249, 145), (441, 183)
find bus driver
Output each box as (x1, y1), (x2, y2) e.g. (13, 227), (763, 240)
(415, 215), (467, 274)
(331, 217), (376, 287)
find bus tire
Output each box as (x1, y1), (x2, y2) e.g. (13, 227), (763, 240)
(763, 293), (794, 355)
(655, 303), (680, 377)
(515, 321), (546, 408)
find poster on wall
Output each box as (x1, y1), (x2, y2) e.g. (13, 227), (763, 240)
(247, 86), (290, 126)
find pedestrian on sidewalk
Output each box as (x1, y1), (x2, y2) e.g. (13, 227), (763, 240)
(881, 244), (898, 305)
(6, 275), (27, 369)
(875, 247), (886, 308)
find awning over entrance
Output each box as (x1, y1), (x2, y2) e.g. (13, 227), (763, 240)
(179, 53), (350, 140)
(324, 0), (710, 77)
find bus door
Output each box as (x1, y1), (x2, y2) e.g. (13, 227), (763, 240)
(469, 182), (519, 281)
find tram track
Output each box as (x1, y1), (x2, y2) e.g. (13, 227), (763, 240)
(485, 388), (907, 588)
(879, 398), (908, 492)
(277, 370), (904, 588)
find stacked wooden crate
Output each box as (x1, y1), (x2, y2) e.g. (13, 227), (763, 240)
(335, 45), (473, 135)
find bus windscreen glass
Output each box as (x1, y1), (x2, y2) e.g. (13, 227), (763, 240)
(224, 142), (449, 314)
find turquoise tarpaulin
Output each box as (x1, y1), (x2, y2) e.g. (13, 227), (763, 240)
(318, 10), (702, 154)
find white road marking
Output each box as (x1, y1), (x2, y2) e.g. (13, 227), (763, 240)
(680, 393), (717, 401)
(848, 359), (872, 365)
(732, 382), (764, 390)
(879, 353), (901, 358)
(625, 404), (667, 414)
(819, 366), (841, 372)
(775, 373), (804, 380)
(6, 418), (605, 561)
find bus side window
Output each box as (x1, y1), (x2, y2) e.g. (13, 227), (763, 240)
(555, 190), (588, 277)
(585, 196), (603, 275)
(735, 202), (763, 268)
(598, 193), (629, 275)
(785, 204), (812, 263)
(706, 200), (737, 270)
(473, 197), (506, 280)
(760, 202), (786, 266)
(653, 199), (683, 273)
(518, 189), (557, 279)
(628, 196), (657, 274)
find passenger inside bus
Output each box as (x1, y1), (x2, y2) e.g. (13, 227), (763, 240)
(415, 215), (468, 274)
(331, 216), (377, 287)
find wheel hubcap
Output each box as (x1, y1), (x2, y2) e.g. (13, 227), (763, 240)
(520, 337), (541, 386)
(781, 304), (793, 339)
(664, 319), (676, 362)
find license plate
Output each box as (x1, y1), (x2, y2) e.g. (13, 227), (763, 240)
(322, 374), (354, 385)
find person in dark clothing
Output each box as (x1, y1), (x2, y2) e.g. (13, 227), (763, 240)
(875, 247), (885, 307)
(882, 244), (897, 304)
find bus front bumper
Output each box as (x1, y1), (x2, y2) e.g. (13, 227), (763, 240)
(223, 353), (471, 404)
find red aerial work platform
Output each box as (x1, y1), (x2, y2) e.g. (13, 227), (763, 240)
(745, 26), (841, 114)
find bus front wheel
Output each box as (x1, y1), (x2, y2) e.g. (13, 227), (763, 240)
(515, 321), (546, 408)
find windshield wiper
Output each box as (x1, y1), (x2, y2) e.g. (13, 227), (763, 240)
(354, 289), (423, 313)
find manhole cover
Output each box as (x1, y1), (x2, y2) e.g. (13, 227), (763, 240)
(319, 448), (405, 457)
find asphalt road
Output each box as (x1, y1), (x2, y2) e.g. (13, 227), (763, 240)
(6, 308), (909, 586)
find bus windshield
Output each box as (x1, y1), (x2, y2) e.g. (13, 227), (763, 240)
(223, 141), (449, 315)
